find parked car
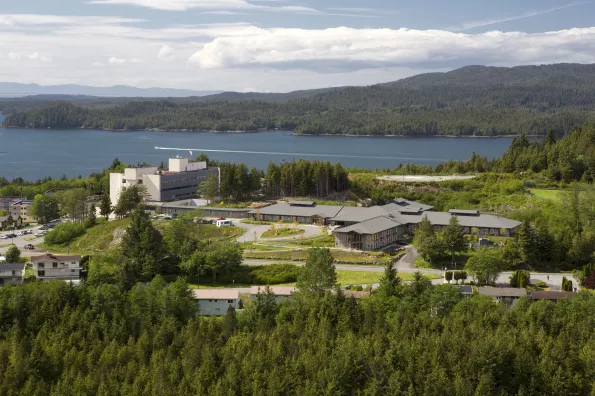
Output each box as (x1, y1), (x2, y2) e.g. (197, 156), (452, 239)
(39, 226), (49, 230)
(35, 231), (46, 237)
(24, 244), (35, 250)
(26, 230), (34, 235)
(5, 234), (16, 238)
(217, 216), (226, 220)
(171, 214), (178, 219)
(0, 235), (9, 240)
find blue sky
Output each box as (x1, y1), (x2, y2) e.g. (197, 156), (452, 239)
(1, 0), (595, 91)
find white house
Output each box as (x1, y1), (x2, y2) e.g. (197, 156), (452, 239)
(29, 253), (82, 281)
(192, 289), (239, 316)
(250, 286), (296, 303)
(0, 263), (26, 286)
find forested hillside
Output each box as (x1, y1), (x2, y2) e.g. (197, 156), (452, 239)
(1, 279), (595, 395)
(5, 63), (595, 136)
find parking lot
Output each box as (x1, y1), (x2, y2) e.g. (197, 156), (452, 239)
(0, 222), (61, 259)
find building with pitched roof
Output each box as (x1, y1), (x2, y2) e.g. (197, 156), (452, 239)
(29, 253), (82, 281)
(529, 291), (577, 301)
(192, 289), (240, 316)
(0, 263), (26, 286)
(250, 286), (296, 302)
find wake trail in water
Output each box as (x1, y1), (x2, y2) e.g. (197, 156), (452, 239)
(154, 146), (443, 162)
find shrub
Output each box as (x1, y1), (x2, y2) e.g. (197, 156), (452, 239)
(252, 264), (301, 284)
(535, 281), (547, 288)
(44, 222), (86, 245)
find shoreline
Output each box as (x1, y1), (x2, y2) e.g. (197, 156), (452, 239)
(1, 125), (538, 138)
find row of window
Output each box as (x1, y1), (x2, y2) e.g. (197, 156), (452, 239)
(161, 174), (209, 185)
(37, 261), (78, 269)
(207, 299), (235, 303)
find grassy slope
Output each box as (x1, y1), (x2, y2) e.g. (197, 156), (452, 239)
(529, 189), (563, 202)
(40, 218), (131, 254)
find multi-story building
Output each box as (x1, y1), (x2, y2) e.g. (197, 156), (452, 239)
(192, 289), (239, 316)
(29, 253), (82, 281)
(109, 157), (219, 205)
(9, 200), (34, 223)
(0, 263), (25, 286)
(0, 197), (20, 213)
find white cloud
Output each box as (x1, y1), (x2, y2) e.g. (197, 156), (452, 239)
(6, 50), (50, 62)
(158, 44), (174, 60)
(0, 14), (143, 26)
(88, 0), (319, 13)
(457, 2), (590, 31)
(188, 26), (595, 71)
(108, 56), (128, 64)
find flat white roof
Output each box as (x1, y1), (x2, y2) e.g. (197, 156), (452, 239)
(250, 286), (296, 296)
(192, 289), (239, 300)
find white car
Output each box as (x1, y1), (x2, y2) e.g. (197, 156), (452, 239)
(35, 231), (46, 237)
(0, 235), (9, 239)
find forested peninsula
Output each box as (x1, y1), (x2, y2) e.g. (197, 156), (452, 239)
(5, 63), (595, 136)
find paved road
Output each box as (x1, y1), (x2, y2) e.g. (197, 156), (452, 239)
(0, 227), (47, 258)
(395, 246), (419, 271)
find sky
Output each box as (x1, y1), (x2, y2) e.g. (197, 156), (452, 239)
(1, 0), (595, 92)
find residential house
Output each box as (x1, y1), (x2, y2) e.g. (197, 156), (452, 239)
(0, 215), (22, 230)
(451, 285), (474, 297)
(250, 286), (296, 302)
(0, 263), (26, 286)
(478, 287), (527, 307)
(29, 253), (82, 281)
(192, 289), (239, 316)
(529, 291), (577, 301)
(110, 157), (220, 205)
(0, 197), (20, 213)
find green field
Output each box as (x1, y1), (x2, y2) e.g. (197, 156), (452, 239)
(529, 189), (563, 202)
(336, 270), (440, 285)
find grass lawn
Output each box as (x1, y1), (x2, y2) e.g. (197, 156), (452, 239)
(0, 243), (13, 248)
(244, 249), (392, 264)
(261, 227), (305, 239)
(40, 218), (131, 254)
(529, 189), (563, 202)
(415, 253), (472, 270)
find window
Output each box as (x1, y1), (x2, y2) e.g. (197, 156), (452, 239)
(53, 262), (58, 268)
(71, 269), (76, 273)
(38, 263), (45, 269)
(38, 271), (45, 277)
(208, 299), (212, 302)
(72, 262), (77, 265)
(12, 270), (16, 275)
(214, 299), (218, 302)
(60, 262), (65, 265)
(227, 300), (233, 304)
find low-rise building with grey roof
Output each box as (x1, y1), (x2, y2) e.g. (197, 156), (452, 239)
(251, 202), (344, 224)
(478, 287), (526, 307)
(334, 216), (405, 250)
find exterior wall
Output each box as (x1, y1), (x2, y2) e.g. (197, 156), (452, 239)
(258, 214), (323, 224)
(159, 168), (218, 202)
(109, 173), (125, 209)
(197, 298), (238, 316)
(334, 225), (404, 251)
(169, 158), (207, 173)
(0, 269), (24, 286)
(33, 260), (81, 281)
(144, 174), (162, 202)
(9, 202), (34, 223)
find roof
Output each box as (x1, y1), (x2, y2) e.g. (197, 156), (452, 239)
(344, 290), (371, 299)
(250, 286), (296, 296)
(252, 203), (344, 219)
(449, 209), (480, 216)
(192, 289), (240, 300)
(30, 253), (82, 263)
(478, 287), (527, 298)
(392, 198), (434, 211)
(334, 216), (403, 235)
(0, 263), (25, 270)
(288, 201), (315, 207)
(331, 206), (389, 223)
(530, 291), (577, 300)
(423, 212), (521, 230)
(452, 285), (473, 294)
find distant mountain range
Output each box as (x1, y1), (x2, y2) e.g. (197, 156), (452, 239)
(4, 63), (595, 137)
(0, 83), (221, 98)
